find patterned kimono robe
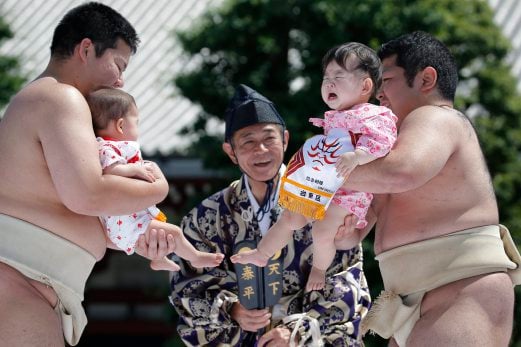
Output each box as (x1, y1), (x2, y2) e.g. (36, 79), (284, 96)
(170, 176), (371, 346)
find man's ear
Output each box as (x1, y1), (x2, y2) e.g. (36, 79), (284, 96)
(420, 66), (437, 93)
(283, 130), (289, 152)
(222, 142), (238, 164)
(78, 38), (93, 63)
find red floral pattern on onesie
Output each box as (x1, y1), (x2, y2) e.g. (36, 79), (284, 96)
(97, 138), (162, 255)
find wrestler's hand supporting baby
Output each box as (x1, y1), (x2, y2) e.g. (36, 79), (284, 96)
(135, 228), (176, 261)
(334, 210), (375, 250)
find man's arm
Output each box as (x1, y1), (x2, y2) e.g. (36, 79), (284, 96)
(345, 105), (459, 194)
(36, 84), (168, 216)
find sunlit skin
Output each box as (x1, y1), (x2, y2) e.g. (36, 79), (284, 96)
(344, 53), (513, 346)
(0, 37), (174, 346)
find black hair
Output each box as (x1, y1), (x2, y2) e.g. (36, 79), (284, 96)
(50, 2), (140, 59)
(322, 42), (382, 100)
(378, 31), (458, 101)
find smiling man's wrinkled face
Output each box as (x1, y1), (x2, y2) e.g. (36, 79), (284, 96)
(224, 123), (288, 183)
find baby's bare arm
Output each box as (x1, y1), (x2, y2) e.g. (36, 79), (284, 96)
(104, 162), (155, 182)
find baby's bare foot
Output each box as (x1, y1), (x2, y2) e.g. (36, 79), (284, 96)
(150, 257), (180, 272)
(230, 249), (269, 267)
(189, 252), (225, 268)
(306, 267), (326, 292)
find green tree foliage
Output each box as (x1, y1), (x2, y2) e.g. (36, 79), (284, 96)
(0, 16), (25, 109)
(173, 0), (521, 345)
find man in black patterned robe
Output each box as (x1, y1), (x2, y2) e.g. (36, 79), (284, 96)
(169, 84), (371, 346)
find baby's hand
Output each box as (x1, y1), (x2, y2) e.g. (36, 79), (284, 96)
(335, 152), (358, 178)
(142, 160), (164, 180)
(132, 162), (156, 182)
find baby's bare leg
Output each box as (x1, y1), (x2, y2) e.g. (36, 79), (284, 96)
(150, 256), (181, 272)
(306, 204), (347, 291)
(148, 221), (224, 268)
(231, 209), (307, 266)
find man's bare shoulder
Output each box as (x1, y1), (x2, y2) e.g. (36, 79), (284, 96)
(409, 104), (467, 120)
(404, 104), (470, 131)
(7, 77), (88, 120)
